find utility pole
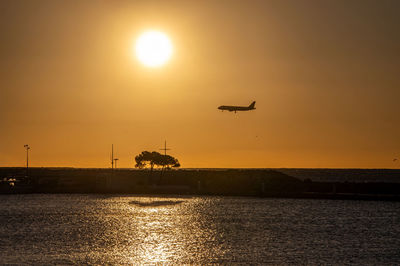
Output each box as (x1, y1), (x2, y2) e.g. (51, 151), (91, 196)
(24, 144), (30, 177)
(159, 140), (171, 176)
(159, 140), (171, 155)
(111, 144), (114, 169)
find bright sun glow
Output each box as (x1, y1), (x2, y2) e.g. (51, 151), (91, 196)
(135, 31), (173, 67)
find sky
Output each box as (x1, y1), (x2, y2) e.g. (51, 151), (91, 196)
(1, 0), (399, 168)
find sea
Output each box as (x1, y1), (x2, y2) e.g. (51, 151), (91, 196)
(1, 194), (399, 264)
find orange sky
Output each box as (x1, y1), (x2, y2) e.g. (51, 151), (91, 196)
(1, 0), (400, 168)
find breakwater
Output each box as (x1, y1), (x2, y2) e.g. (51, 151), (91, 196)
(1, 167), (400, 200)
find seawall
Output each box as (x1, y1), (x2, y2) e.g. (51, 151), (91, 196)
(1, 167), (400, 201)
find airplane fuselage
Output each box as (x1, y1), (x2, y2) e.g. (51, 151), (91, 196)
(218, 101), (256, 113)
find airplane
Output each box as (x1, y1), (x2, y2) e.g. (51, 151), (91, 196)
(218, 101), (256, 113)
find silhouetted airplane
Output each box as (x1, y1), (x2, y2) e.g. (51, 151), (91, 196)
(218, 101), (256, 113)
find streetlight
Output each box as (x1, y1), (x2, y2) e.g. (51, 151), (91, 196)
(24, 144), (30, 176)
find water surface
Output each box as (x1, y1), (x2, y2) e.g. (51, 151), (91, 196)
(0, 194), (399, 264)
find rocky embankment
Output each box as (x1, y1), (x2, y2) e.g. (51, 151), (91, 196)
(1, 167), (400, 201)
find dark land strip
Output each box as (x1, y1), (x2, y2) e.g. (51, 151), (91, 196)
(1, 168), (400, 201)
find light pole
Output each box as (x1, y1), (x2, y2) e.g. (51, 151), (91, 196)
(114, 158), (119, 169)
(24, 144), (30, 176)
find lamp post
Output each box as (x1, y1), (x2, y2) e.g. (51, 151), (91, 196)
(114, 158), (119, 169)
(24, 144), (30, 176)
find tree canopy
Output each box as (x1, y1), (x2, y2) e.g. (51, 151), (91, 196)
(135, 151), (180, 170)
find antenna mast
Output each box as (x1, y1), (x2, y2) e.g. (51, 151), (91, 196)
(111, 144), (114, 169)
(159, 140), (171, 155)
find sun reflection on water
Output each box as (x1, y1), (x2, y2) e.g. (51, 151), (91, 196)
(124, 197), (200, 264)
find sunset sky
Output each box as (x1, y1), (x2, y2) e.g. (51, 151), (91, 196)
(1, 0), (399, 168)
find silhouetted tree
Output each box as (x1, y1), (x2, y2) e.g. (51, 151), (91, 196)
(135, 151), (157, 170)
(135, 151), (180, 170)
(155, 154), (181, 169)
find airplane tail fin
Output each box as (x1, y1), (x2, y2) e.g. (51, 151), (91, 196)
(248, 101), (256, 109)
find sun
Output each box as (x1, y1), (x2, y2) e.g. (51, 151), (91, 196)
(135, 31), (173, 68)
